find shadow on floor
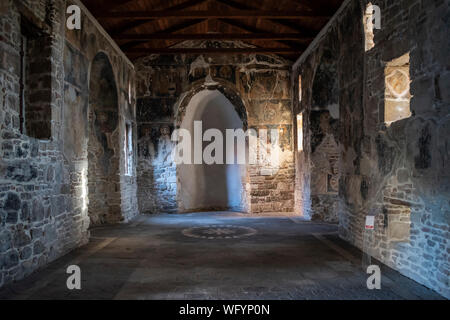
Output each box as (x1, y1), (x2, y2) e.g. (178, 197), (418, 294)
(0, 212), (444, 300)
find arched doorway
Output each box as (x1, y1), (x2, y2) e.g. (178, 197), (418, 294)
(177, 88), (248, 213)
(87, 52), (121, 225)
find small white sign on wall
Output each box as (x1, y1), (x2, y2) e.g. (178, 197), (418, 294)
(365, 215), (375, 230)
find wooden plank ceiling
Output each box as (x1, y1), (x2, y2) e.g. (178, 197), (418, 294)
(82, 0), (344, 61)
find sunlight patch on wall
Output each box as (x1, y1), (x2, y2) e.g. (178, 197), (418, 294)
(297, 113), (303, 152)
(385, 53), (411, 124)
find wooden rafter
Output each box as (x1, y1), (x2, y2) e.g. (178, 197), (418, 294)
(88, 0), (137, 15)
(81, 0), (344, 60)
(214, 0), (318, 35)
(120, 19), (207, 51)
(108, 0), (207, 36)
(115, 33), (314, 41)
(217, 19), (307, 50)
(285, 0), (314, 11)
(125, 47), (303, 54)
(288, 0), (338, 15)
(119, 17), (308, 54)
(97, 10), (331, 19)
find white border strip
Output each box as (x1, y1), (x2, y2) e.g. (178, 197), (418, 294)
(292, 0), (352, 71)
(73, 0), (134, 68)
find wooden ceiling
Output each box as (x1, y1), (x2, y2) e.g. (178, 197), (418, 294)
(82, 0), (344, 61)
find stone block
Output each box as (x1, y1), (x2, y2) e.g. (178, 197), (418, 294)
(6, 211), (18, 224)
(31, 200), (45, 222)
(13, 229), (31, 247)
(1, 250), (19, 269)
(20, 202), (30, 222)
(20, 246), (32, 260)
(33, 241), (46, 255)
(4, 192), (20, 212)
(0, 231), (12, 252)
(387, 216), (411, 242)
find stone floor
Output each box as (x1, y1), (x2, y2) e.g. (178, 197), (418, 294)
(0, 212), (444, 300)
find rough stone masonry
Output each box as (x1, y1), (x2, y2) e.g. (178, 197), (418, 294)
(0, 0), (138, 288)
(293, 0), (449, 298)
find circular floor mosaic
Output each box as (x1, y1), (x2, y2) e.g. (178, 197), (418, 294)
(182, 225), (257, 239)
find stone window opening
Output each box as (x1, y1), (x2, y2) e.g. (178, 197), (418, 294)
(384, 53), (411, 125)
(19, 16), (52, 139)
(298, 74), (302, 102)
(128, 80), (132, 105)
(363, 3), (376, 51)
(296, 112), (303, 152)
(125, 122), (134, 176)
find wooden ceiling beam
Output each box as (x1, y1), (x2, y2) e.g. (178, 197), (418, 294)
(270, 18), (317, 35)
(125, 47), (303, 54)
(213, 0), (319, 35)
(284, 0), (314, 11)
(108, 0), (207, 36)
(88, 0), (136, 16)
(217, 19), (307, 50)
(97, 10), (331, 19)
(288, 0), (338, 15)
(114, 33), (314, 41)
(120, 19), (207, 51)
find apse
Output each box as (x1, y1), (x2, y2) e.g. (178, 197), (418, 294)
(177, 89), (246, 212)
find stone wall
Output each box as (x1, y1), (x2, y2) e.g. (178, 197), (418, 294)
(293, 43), (341, 222)
(308, 52), (340, 223)
(63, 0), (138, 225)
(135, 44), (295, 214)
(0, 0), (138, 288)
(293, 0), (449, 298)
